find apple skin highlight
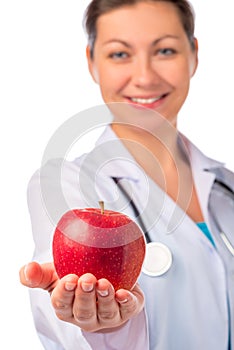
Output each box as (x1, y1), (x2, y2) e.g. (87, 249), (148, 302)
(52, 208), (146, 291)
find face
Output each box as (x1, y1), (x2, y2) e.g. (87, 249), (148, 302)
(87, 1), (198, 127)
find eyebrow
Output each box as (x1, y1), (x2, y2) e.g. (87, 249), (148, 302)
(103, 35), (180, 48)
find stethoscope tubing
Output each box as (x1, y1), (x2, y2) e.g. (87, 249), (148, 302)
(209, 180), (234, 256)
(112, 177), (151, 243)
(112, 176), (234, 256)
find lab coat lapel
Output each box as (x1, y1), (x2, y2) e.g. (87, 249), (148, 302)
(207, 166), (234, 193)
(180, 134), (224, 224)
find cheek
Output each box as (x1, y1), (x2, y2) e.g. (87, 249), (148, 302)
(161, 60), (192, 87)
(98, 64), (131, 93)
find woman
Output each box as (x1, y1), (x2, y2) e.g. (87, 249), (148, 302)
(19, 1), (234, 349)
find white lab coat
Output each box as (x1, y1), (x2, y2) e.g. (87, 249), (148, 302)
(28, 126), (234, 350)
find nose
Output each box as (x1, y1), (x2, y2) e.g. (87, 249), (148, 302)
(132, 56), (159, 88)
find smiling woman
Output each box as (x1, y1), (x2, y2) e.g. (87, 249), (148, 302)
(86, 1), (198, 126)
(18, 1), (234, 350)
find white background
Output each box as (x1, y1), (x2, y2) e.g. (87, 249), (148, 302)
(1, 1), (233, 348)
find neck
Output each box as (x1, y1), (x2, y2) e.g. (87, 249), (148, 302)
(111, 121), (183, 171)
(111, 121), (203, 223)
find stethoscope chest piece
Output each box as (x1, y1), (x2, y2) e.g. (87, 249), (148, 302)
(142, 242), (172, 277)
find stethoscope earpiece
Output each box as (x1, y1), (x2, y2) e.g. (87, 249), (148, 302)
(142, 242), (172, 277)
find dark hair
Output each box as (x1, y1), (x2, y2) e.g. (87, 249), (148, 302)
(84, 0), (196, 58)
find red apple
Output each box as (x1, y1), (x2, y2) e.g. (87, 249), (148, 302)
(52, 202), (146, 290)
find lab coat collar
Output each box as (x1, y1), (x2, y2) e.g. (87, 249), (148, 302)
(179, 133), (225, 224)
(95, 125), (225, 180)
(180, 133), (224, 172)
(94, 126), (229, 239)
(94, 126), (141, 181)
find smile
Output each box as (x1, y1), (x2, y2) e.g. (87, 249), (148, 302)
(130, 96), (164, 105)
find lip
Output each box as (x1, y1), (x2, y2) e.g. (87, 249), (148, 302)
(125, 94), (168, 110)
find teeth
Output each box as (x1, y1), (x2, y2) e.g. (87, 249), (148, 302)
(131, 96), (162, 104)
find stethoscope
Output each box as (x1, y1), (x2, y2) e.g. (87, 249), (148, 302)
(208, 179), (234, 256)
(112, 176), (234, 276)
(112, 177), (173, 277)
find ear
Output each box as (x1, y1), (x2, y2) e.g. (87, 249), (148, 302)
(86, 45), (99, 84)
(190, 37), (199, 77)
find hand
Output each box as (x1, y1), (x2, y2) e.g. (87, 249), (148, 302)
(50, 273), (144, 332)
(19, 262), (145, 333)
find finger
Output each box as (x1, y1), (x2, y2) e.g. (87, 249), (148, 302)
(115, 284), (145, 321)
(72, 273), (98, 330)
(51, 274), (78, 321)
(19, 262), (58, 292)
(96, 278), (120, 327)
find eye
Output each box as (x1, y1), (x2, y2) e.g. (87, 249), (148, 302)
(157, 48), (176, 56)
(109, 51), (129, 60)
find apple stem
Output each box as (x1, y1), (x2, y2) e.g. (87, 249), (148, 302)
(99, 200), (105, 214)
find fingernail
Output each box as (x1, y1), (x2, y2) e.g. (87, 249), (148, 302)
(65, 282), (76, 291)
(97, 289), (109, 297)
(81, 282), (94, 292)
(117, 298), (128, 304)
(24, 264), (30, 282)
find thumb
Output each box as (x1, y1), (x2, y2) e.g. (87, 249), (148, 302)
(19, 261), (58, 292)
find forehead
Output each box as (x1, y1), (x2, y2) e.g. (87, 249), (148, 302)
(95, 2), (185, 43)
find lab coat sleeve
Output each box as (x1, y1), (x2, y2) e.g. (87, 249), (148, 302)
(27, 159), (149, 350)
